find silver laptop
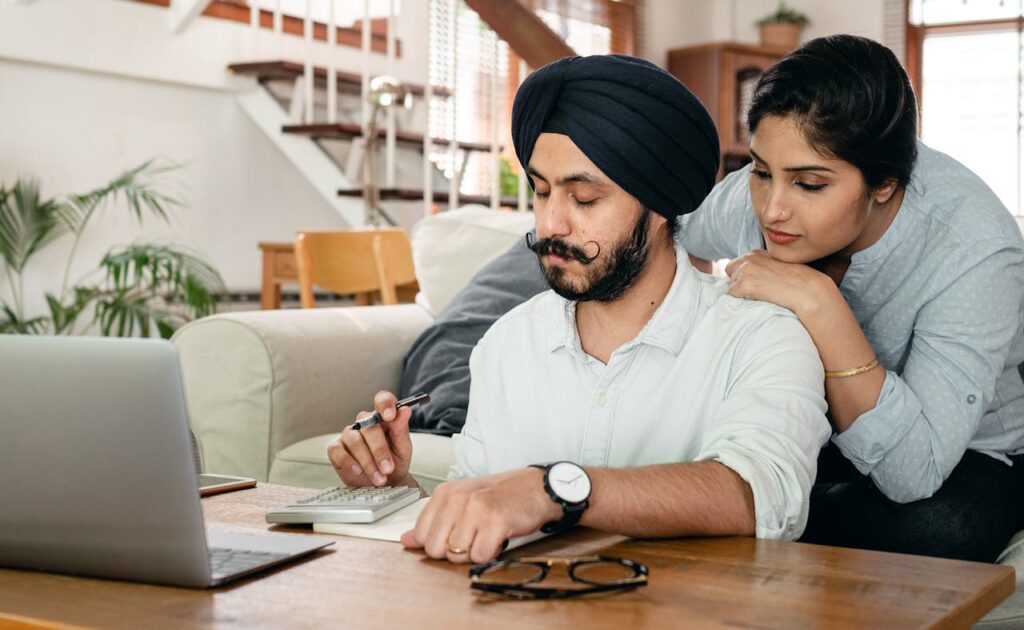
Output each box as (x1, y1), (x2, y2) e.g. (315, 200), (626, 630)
(0, 335), (333, 588)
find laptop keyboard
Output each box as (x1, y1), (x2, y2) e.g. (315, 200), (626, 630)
(209, 547), (289, 578)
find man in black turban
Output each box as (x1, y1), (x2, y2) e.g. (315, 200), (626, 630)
(332, 55), (830, 565)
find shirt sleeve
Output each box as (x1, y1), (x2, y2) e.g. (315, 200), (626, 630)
(696, 306), (832, 541)
(448, 343), (490, 480)
(679, 167), (762, 261)
(831, 240), (1024, 503)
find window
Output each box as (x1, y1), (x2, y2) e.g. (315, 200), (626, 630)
(428, 0), (641, 198)
(909, 0), (1024, 217)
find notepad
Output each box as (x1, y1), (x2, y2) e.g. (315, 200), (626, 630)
(312, 497), (549, 550)
(313, 497), (430, 541)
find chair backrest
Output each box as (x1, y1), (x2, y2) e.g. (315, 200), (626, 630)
(294, 228), (417, 308)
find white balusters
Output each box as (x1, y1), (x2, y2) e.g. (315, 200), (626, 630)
(362, 0), (371, 142)
(518, 58), (528, 213)
(448, 0), (459, 210)
(250, 0), (259, 57)
(273, 0), (283, 57)
(385, 0), (397, 188)
(423, 2), (434, 218)
(490, 32), (500, 211)
(303, 0), (313, 124)
(327, 0), (337, 124)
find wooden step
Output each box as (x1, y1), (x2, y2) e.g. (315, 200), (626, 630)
(229, 61), (452, 98)
(283, 123), (497, 154)
(338, 188), (529, 208)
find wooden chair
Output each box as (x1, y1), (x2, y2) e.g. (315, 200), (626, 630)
(294, 228), (417, 308)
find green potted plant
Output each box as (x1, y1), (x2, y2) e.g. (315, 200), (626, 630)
(756, 2), (810, 51)
(0, 160), (226, 338)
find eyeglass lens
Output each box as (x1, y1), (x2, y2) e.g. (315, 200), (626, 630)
(478, 563), (545, 585)
(571, 561), (639, 585)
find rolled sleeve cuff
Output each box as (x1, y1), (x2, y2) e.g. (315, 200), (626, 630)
(831, 370), (922, 476)
(712, 451), (805, 541)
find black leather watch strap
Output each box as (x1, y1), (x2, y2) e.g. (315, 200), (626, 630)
(530, 463), (590, 534)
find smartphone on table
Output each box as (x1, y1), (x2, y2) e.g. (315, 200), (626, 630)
(198, 473), (257, 497)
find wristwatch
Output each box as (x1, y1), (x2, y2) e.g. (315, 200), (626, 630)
(530, 461), (592, 534)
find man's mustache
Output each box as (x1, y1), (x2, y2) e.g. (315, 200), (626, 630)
(525, 233), (601, 264)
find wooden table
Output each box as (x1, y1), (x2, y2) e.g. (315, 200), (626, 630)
(0, 484), (1013, 629)
(258, 242), (417, 309)
(258, 242), (300, 310)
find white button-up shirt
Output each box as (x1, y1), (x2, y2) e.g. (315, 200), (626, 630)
(450, 243), (831, 540)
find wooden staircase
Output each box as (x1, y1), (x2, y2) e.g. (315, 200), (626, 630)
(336, 187), (523, 208)
(229, 62), (452, 98)
(230, 59), (519, 220)
(222, 0), (578, 226)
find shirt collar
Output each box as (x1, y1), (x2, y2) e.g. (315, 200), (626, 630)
(849, 140), (929, 267)
(545, 241), (702, 357)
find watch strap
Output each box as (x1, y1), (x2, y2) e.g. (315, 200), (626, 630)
(530, 463), (590, 534)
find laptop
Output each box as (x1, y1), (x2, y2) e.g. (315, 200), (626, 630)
(0, 335), (333, 588)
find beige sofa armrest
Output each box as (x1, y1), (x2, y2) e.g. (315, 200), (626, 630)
(172, 305), (433, 481)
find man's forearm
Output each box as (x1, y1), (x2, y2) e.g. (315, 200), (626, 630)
(579, 461), (755, 538)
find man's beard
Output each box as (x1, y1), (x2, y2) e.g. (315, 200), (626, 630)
(528, 209), (651, 303)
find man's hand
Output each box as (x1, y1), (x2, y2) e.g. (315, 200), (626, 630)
(328, 390), (415, 488)
(400, 468), (562, 564)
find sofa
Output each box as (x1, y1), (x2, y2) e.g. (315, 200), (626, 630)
(172, 206), (534, 493)
(172, 206), (1023, 627)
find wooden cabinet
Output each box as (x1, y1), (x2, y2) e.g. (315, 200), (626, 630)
(667, 42), (787, 177)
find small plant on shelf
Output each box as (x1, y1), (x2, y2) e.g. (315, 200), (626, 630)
(756, 2), (810, 50)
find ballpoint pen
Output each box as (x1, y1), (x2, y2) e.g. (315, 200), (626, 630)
(351, 392), (430, 430)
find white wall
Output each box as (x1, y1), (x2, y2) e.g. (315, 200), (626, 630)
(644, 0), (886, 67)
(0, 58), (347, 313)
(0, 0), (432, 317)
(643, 0), (715, 67)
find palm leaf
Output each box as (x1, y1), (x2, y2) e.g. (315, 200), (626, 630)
(0, 303), (49, 334)
(95, 289), (154, 338)
(46, 287), (103, 335)
(95, 242), (225, 337)
(57, 160), (183, 235)
(0, 178), (66, 272)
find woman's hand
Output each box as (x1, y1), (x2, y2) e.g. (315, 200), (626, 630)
(725, 249), (833, 317)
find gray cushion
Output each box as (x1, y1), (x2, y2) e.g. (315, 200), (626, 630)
(400, 236), (547, 435)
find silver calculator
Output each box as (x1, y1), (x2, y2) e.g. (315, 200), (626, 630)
(265, 486), (421, 524)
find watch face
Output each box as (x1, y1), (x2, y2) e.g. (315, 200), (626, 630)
(548, 462), (591, 504)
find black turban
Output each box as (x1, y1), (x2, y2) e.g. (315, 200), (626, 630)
(512, 54), (720, 220)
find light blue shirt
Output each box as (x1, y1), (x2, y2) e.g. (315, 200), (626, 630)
(680, 141), (1024, 503)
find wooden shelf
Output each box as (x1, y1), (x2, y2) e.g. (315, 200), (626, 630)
(282, 123), (497, 153)
(667, 42), (786, 178)
(229, 61), (452, 98)
(337, 188), (529, 208)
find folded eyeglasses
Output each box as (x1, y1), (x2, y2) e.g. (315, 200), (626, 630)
(469, 555), (648, 600)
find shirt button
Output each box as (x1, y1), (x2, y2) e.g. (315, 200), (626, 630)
(596, 393), (608, 406)
(967, 394), (977, 404)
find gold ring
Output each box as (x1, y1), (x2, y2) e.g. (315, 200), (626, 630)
(447, 545), (468, 555)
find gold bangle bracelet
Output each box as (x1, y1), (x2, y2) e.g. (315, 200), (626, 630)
(824, 358), (880, 379)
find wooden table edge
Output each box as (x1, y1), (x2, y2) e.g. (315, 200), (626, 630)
(938, 563), (1016, 629)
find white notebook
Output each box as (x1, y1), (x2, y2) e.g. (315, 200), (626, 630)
(313, 497), (432, 541)
(313, 497), (549, 550)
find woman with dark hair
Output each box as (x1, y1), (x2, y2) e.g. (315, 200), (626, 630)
(681, 34), (1024, 561)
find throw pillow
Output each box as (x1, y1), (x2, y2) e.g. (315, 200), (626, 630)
(400, 235), (548, 435)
